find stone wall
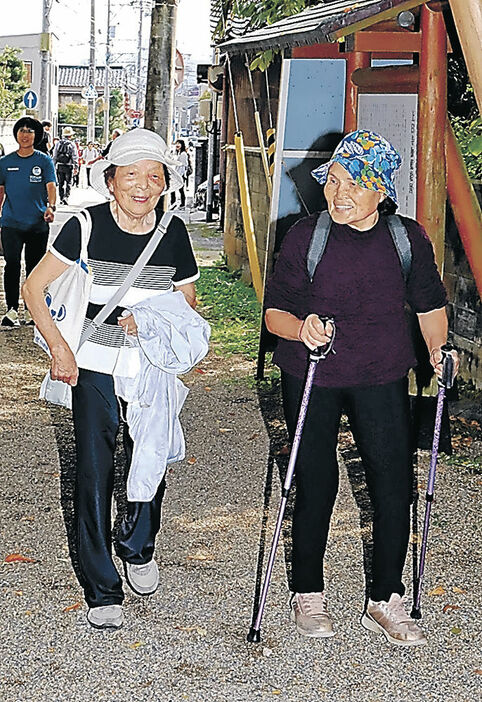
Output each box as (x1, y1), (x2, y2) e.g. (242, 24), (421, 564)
(444, 183), (482, 389)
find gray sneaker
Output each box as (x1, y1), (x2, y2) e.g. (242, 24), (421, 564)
(87, 604), (123, 630)
(290, 591), (335, 638)
(1, 308), (20, 327)
(124, 559), (159, 596)
(361, 593), (427, 646)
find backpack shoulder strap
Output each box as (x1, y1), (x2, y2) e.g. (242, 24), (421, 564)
(306, 210), (332, 282)
(386, 214), (412, 283)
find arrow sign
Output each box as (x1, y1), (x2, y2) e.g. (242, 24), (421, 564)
(81, 84), (98, 100)
(23, 90), (38, 109)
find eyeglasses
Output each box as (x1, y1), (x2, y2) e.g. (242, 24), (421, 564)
(19, 128), (35, 134)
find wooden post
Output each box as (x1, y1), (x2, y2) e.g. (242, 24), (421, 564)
(448, 0), (482, 115)
(344, 51), (370, 133)
(416, 4), (447, 272)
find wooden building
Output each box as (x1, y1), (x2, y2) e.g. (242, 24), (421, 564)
(217, 0), (482, 387)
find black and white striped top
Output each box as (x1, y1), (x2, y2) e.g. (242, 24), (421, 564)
(50, 202), (199, 373)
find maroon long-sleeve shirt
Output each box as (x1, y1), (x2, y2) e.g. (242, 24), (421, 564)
(264, 213), (447, 388)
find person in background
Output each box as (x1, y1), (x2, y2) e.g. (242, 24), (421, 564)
(170, 139), (189, 210)
(102, 128), (123, 158)
(72, 141), (82, 187)
(52, 127), (78, 205)
(0, 117), (56, 327)
(36, 120), (53, 155)
(264, 130), (459, 647)
(82, 141), (100, 187)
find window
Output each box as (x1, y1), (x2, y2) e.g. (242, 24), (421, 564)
(23, 61), (33, 84)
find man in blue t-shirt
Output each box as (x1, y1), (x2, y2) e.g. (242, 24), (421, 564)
(0, 116), (57, 326)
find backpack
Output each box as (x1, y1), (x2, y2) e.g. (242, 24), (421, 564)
(56, 139), (74, 165)
(306, 211), (412, 283)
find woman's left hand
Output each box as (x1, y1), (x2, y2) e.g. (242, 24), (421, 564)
(429, 346), (459, 382)
(118, 312), (138, 336)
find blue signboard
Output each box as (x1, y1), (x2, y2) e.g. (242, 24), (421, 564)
(23, 90), (38, 109)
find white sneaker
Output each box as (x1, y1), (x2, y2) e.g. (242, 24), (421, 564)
(361, 593), (427, 646)
(124, 559), (159, 596)
(87, 604), (123, 630)
(290, 591), (335, 638)
(24, 309), (34, 325)
(1, 308), (20, 327)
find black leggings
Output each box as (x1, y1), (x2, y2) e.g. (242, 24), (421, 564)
(72, 369), (166, 607)
(1, 225), (49, 310)
(281, 372), (413, 602)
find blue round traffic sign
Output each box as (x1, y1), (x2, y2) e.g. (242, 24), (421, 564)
(23, 90), (38, 109)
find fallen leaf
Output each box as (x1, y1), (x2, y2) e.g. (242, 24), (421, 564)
(276, 444), (290, 456)
(130, 641), (145, 649)
(174, 625), (207, 636)
(474, 670), (482, 675)
(452, 586), (467, 594)
(443, 604), (460, 614)
(194, 368), (206, 374)
(450, 626), (462, 635)
(187, 457), (197, 465)
(187, 547), (214, 562)
(20, 516), (35, 522)
(272, 691), (282, 696)
(63, 602), (82, 613)
(204, 386), (212, 392)
(14, 591), (23, 596)
(4, 553), (37, 564)
(428, 585), (446, 596)
(249, 433), (259, 440)
(219, 428), (233, 433)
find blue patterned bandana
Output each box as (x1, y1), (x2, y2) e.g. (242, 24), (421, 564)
(311, 130), (402, 205)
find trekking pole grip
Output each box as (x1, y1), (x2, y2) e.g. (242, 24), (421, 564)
(309, 316), (336, 361)
(441, 344), (455, 390)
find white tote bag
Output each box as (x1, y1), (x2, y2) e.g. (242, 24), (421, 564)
(35, 210), (93, 409)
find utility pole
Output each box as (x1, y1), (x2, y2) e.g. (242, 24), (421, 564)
(136, 0), (144, 112)
(39, 0), (54, 121)
(103, 0), (112, 143)
(87, 0), (96, 143)
(144, 0), (178, 144)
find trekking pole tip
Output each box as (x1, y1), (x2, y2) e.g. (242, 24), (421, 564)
(247, 626), (261, 643)
(411, 606), (422, 620)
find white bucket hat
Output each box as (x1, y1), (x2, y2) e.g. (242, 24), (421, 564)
(90, 128), (184, 198)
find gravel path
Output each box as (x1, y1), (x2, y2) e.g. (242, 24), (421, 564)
(0, 193), (480, 701)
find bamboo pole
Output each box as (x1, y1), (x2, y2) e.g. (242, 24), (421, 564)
(446, 120), (482, 299)
(448, 0), (482, 115)
(344, 51), (370, 133)
(417, 4), (447, 273)
(234, 132), (263, 301)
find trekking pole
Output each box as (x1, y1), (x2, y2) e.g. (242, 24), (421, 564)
(411, 345), (455, 620)
(247, 318), (336, 643)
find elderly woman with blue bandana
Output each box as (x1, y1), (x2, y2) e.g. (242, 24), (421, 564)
(264, 130), (458, 647)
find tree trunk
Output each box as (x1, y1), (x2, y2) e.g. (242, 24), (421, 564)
(144, 0), (178, 143)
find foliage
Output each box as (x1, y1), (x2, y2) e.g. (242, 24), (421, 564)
(212, 0), (320, 70)
(58, 90), (125, 141)
(108, 88), (126, 133)
(196, 259), (261, 359)
(0, 46), (29, 118)
(450, 115), (482, 180)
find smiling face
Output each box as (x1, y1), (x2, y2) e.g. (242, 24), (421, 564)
(108, 160), (166, 219)
(324, 162), (385, 231)
(16, 126), (36, 151)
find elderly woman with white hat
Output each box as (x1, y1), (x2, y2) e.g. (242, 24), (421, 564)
(23, 129), (200, 630)
(264, 130), (458, 647)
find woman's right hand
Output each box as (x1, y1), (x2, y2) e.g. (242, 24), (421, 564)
(50, 343), (79, 386)
(299, 314), (334, 351)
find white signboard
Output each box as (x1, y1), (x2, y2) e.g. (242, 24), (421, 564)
(358, 93), (418, 218)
